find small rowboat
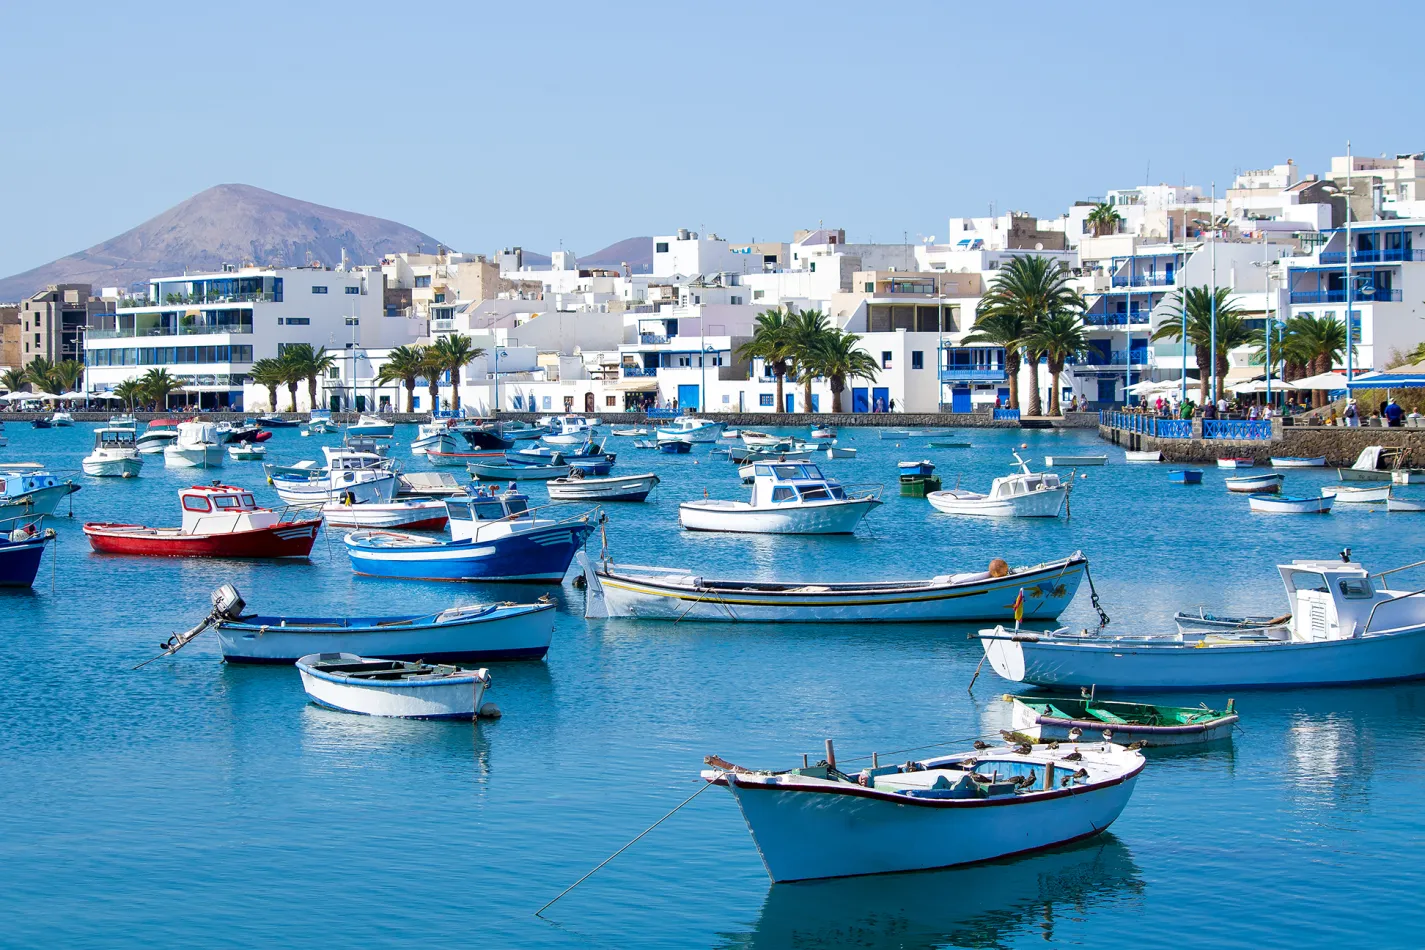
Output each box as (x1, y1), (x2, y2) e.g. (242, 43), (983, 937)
(1174, 607), (1284, 634)
(1217, 458), (1256, 469)
(1167, 469), (1202, 485)
(1387, 496), (1425, 513)
(546, 472), (659, 502)
(826, 447), (857, 459)
(1044, 455), (1107, 467)
(927, 441), (972, 449)
(657, 438), (693, 454)
(1321, 484), (1391, 504)
(1224, 473), (1283, 493)
(227, 444), (267, 461)
(1270, 456), (1326, 468)
(1124, 450), (1161, 462)
(467, 459), (571, 480)
(1004, 695), (1239, 748)
(319, 499), (450, 530)
(1248, 493), (1333, 514)
(296, 653), (493, 720)
(427, 449), (503, 468)
(632, 439), (657, 449)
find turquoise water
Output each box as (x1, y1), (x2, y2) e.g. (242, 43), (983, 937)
(2, 421), (1423, 949)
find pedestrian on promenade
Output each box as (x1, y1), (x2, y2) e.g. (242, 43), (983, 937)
(1386, 399), (1404, 427)
(1344, 399), (1359, 427)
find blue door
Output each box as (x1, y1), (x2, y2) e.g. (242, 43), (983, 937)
(785, 393), (795, 413)
(872, 387), (890, 412)
(1097, 379), (1118, 403)
(810, 394), (820, 412)
(997, 387), (1010, 403)
(852, 388), (869, 413)
(677, 384), (700, 412)
(951, 387), (972, 412)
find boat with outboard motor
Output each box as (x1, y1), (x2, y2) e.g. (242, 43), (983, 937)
(164, 422), (224, 468)
(978, 555), (1425, 690)
(0, 465), (81, 520)
(655, 416), (724, 442)
(296, 653), (494, 719)
(50, 411), (74, 427)
(82, 427), (143, 478)
(1004, 695), (1239, 748)
(679, 461), (882, 534)
(83, 483), (321, 558)
(580, 551), (1087, 622)
(926, 453), (1067, 518)
(547, 471), (659, 502)
(347, 413), (395, 438)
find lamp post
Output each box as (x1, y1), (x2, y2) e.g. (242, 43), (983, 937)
(1209, 181), (1218, 406)
(1345, 140), (1354, 382)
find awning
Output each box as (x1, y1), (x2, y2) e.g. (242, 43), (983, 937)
(609, 378), (660, 392)
(1347, 372), (1425, 390)
(1291, 371), (1349, 390)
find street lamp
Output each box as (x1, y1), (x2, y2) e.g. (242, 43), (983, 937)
(1253, 257), (1283, 405)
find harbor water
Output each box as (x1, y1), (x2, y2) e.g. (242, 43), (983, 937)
(2, 422), (1423, 949)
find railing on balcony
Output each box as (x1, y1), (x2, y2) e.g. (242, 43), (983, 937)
(87, 323), (254, 339)
(1110, 273), (1175, 287)
(638, 334), (669, 344)
(1082, 350), (1149, 367)
(1203, 419), (1272, 440)
(127, 293), (277, 308)
(622, 366), (658, 377)
(992, 408), (1020, 421)
(939, 367), (1008, 382)
(1320, 248), (1425, 265)
(1084, 312), (1151, 326)
(431, 320), (455, 332)
(1288, 288), (1401, 304)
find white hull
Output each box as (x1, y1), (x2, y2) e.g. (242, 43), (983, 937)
(298, 663), (489, 719)
(163, 445), (224, 468)
(546, 473), (659, 501)
(1248, 495), (1332, 514)
(1271, 457), (1326, 468)
(655, 422), (724, 442)
(1123, 450), (1161, 462)
(1224, 475), (1283, 493)
(320, 500), (447, 527)
(218, 607), (554, 662)
(826, 447), (857, 459)
(679, 498), (879, 534)
(1388, 497), (1425, 512)
(411, 432), (458, 456)
(1322, 485), (1391, 504)
(927, 487), (1065, 518)
(1217, 458), (1255, 469)
(136, 434), (177, 454)
(543, 432), (591, 445)
(82, 456), (143, 478)
(274, 472), (397, 505)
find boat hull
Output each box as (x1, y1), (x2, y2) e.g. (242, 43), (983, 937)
(163, 445), (224, 468)
(0, 535), (50, 587)
(655, 423), (723, 442)
(1248, 494), (1332, 513)
(320, 502), (449, 529)
(272, 472), (397, 505)
(719, 769), (1138, 882)
(926, 488), (1065, 518)
(1271, 457), (1326, 468)
(1009, 700), (1237, 748)
(547, 474), (658, 502)
(1224, 474), (1283, 493)
(82, 457), (143, 478)
(345, 523), (594, 582)
(218, 603), (556, 663)
(678, 498), (880, 534)
(83, 520), (321, 558)
(297, 661), (489, 719)
(0, 482), (81, 519)
(1323, 485), (1391, 504)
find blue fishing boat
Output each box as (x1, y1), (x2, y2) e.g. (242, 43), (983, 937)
(0, 523), (55, 587)
(511, 440), (608, 461)
(657, 438), (693, 454)
(0, 465), (82, 521)
(897, 460), (936, 478)
(1167, 470), (1203, 485)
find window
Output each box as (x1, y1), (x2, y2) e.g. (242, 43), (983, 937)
(278, 317), (311, 326)
(865, 282), (874, 292)
(414, 276), (432, 288)
(759, 393), (774, 407)
(605, 395), (616, 407)
(328, 367), (340, 379)
(344, 286), (360, 295)
(434, 293), (445, 303)
(810, 262), (816, 272)
(753, 290), (765, 299)
(181, 495), (212, 512)
(311, 286), (328, 294)
(345, 317), (360, 326)
(911, 351), (924, 370)
(214, 495), (240, 509)
(771, 486), (796, 503)
(730, 296), (743, 305)
(542, 395), (552, 410)
(655, 242), (669, 253)
(882, 351), (893, 369)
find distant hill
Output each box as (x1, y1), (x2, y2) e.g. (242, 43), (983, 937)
(0, 183), (444, 301)
(581, 237), (652, 272)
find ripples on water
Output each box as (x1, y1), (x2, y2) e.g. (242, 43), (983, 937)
(0, 423), (1422, 948)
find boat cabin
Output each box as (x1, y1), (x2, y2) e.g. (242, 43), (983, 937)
(179, 484), (279, 534)
(320, 447), (390, 471)
(445, 487), (538, 541)
(0, 467), (67, 499)
(1277, 559), (1424, 641)
(93, 427), (138, 450)
(747, 463), (850, 507)
(987, 455), (1063, 499)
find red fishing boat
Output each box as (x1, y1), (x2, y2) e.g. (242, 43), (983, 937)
(83, 483), (322, 558)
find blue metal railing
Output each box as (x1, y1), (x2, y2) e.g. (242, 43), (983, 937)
(1111, 274), (1175, 287)
(1289, 288), (1401, 304)
(1156, 419), (1191, 438)
(1203, 419), (1271, 440)
(622, 366), (658, 377)
(993, 408), (1020, 421)
(1320, 248), (1425, 265)
(1084, 313), (1151, 326)
(1102, 412), (1192, 439)
(645, 408), (678, 419)
(940, 368), (1008, 382)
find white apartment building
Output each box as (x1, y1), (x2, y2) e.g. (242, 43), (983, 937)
(89, 264), (417, 410)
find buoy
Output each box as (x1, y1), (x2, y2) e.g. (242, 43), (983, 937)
(478, 702), (503, 719)
(1020, 442), (1028, 449)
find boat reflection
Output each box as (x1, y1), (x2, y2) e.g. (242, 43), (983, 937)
(736, 836), (1142, 950)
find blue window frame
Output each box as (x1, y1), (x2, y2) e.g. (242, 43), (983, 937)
(911, 351), (924, 370)
(311, 286), (328, 294)
(759, 393), (774, 407)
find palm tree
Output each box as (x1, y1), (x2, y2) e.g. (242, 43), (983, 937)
(114, 378), (144, 414)
(24, 356), (58, 394)
(277, 349), (303, 411)
(808, 329), (880, 413)
(1085, 202), (1124, 237)
(1, 368), (28, 393)
(376, 345), (426, 413)
(431, 334), (484, 412)
(52, 360), (84, 394)
(1210, 312), (1256, 402)
(140, 368), (181, 411)
(786, 309), (832, 412)
(1153, 286), (1242, 405)
(280, 343), (337, 412)
(968, 256), (1082, 415)
(737, 308), (795, 414)
(249, 358), (284, 412)
(1025, 312), (1089, 417)
(420, 348), (446, 413)
(1291, 314), (1347, 407)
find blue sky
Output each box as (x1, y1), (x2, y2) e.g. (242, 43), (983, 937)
(2, 0), (1421, 277)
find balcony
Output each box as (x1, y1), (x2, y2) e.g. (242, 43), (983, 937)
(939, 367), (1008, 382)
(1084, 312), (1151, 327)
(127, 292), (277, 309)
(1079, 350), (1149, 367)
(622, 366), (658, 377)
(638, 333), (669, 344)
(1110, 273), (1175, 287)
(1320, 248), (1425, 265)
(432, 320), (455, 332)
(1289, 288), (1401, 304)
(87, 323), (254, 339)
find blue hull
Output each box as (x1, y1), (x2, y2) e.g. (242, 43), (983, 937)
(0, 537), (48, 587)
(347, 523), (594, 582)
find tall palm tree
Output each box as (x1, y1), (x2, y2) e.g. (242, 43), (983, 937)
(1292, 314), (1347, 407)
(277, 349), (303, 411)
(808, 329), (880, 413)
(1025, 312), (1089, 417)
(1210, 312), (1256, 402)
(23, 356), (58, 394)
(1153, 286), (1242, 405)
(52, 359), (84, 394)
(249, 358), (286, 412)
(420, 348), (446, 413)
(969, 255), (1082, 415)
(1, 368), (28, 393)
(114, 379), (144, 414)
(376, 345), (427, 413)
(785, 308), (832, 412)
(1085, 202), (1123, 237)
(139, 368), (181, 411)
(431, 334), (484, 413)
(736, 308), (795, 414)
(961, 311), (1025, 410)
(280, 343), (337, 412)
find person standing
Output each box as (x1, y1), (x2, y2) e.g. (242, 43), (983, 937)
(1344, 399), (1359, 427)
(1386, 399), (1404, 427)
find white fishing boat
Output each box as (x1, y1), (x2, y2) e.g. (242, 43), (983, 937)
(542, 415), (599, 445)
(107, 414), (138, 430)
(0, 465), (82, 521)
(611, 427), (649, 437)
(580, 551), (1087, 622)
(678, 462), (882, 535)
(1123, 450), (1161, 462)
(136, 419), (181, 454)
(227, 443), (267, 461)
(1043, 455), (1107, 467)
(49, 411), (74, 427)
(1247, 493), (1332, 514)
(411, 425), (459, 456)
(1270, 456), (1326, 468)
(81, 427), (143, 478)
(265, 456), (398, 505)
(654, 416), (725, 442)
(1388, 496), (1425, 512)
(468, 458), (571, 481)
(319, 498), (449, 530)
(321, 444), (392, 471)
(1223, 472), (1284, 493)
(810, 426), (836, 440)
(546, 471), (659, 502)
(1321, 484), (1391, 504)
(1217, 457), (1256, 469)
(926, 454), (1066, 518)
(302, 409), (339, 436)
(163, 422), (225, 468)
(296, 653), (493, 720)
(702, 739), (1143, 882)
(978, 556), (1425, 690)
(397, 471), (465, 498)
(1004, 695), (1239, 748)
(347, 414), (395, 438)
(826, 446), (857, 460)
(739, 430), (782, 448)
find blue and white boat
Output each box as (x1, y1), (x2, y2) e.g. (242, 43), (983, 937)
(345, 489), (596, 582)
(468, 457), (572, 481)
(655, 416), (725, 443)
(1270, 456), (1326, 468)
(1224, 472), (1284, 493)
(657, 438), (693, 454)
(347, 413), (395, 438)
(511, 440), (608, 462)
(0, 465), (81, 521)
(1248, 493), (1332, 514)
(1167, 470), (1202, 485)
(0, 523), (56, 587)
(296, 653), (494, 719)
(898, 460), (936, 478)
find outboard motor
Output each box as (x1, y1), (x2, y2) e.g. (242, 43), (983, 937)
(211, 583), (246, 621)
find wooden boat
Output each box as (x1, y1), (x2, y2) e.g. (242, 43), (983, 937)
(427, 448), (503, 468)
(0, 522), (56, 587)
(1174, 606), (1284, 634)
(580, 551), (1087, 622)
(1247, 493), (1332, 514)
(411, 427), (459, 456)
(927, 454), (1066, 518)
(826, 446), (857, 459)
(656, 438), (693, 454)
(1223, 473), (1283, 493)
(1391, 470), (1425, 485)
(296, 653), (493, 719)
(1270, 456), (1326, 468)
(1321, 484), (1391, 504)
(680, 462), (882, 535)
(1044, 455), (1107, 467)
(1124, 450), (1161, 462)
(319, 499), (449, 530)
(1388, 496), (1425, 512)
(0, 466), (82, 521)
(1004, 695), (1238, 747)
(1217, 457), (1255, 469)
(227, 443), (267, 461)
(83, 484), (321, 558)
(467, 458), (571, 480)
(977, 556), (1425, 690)
(701, 740), (1143, 882)
(1167, 470), (1202, 485)
(397, 471), (465, 498)
(82, 427), (143, 478)
(897, 460), (936, 478)
(739, 430), (781, 448)
(546, 472), (659, 502)
(1338, 446), (1405, 482)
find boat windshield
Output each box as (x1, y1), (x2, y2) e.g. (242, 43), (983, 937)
(504, 496), (530, 517)
(1284, 570), (1329, 593)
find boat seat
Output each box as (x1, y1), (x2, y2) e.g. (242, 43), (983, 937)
(1087, 708), (1128, 725)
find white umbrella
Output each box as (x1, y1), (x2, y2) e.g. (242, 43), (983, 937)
(27, 391), (61, 400)
(1290, 371), (1349, 390)
(88, 392), (125, 401)
(1232, 378), (1296, 394)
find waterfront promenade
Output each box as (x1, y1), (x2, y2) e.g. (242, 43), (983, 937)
(1098, 410), (1425, 465)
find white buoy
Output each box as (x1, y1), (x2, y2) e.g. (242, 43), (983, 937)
(478, 702), (503, 719)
